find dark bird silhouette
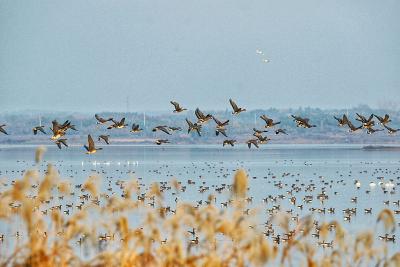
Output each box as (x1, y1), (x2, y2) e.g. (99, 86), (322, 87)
(373, 114), (391, 125)
(216, 128), (227, 137)
(291, 115), (316, 128)
(152, 126), (171, 135)
(95, 114), (113, 124)
(170, 101), (187, 113)
(98, 135), (110, 144)
(213, 116), (229, 128)
(195, 108), (213, 124)
(246, 139), (259, 149)
(84, 134), (102, 154)
(186, 119), (202, 136)
(169, 126), (182, 132)
(260, 115), (280, 128)
(0, 125), (8, 135)
(229, 99), (246, 115)
(55, 139), (68, 149)
(275, 129), (287, 135)
(333, 115), (349, 127)
(33, 126), (46, 135)
(366, 128), (384, 134)
(108, 118), (128, 129)
(256, 135), (271, 144)
(355, 113), (374, 124)
(384, 124), (400, 134)
(223, 140), (236, 147)
(253, 128), (268, 137)
(130, 124), (142, 133)
(155, 139), (169, 145)
(347, 120), (362, 132)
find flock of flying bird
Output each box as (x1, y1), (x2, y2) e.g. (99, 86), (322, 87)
(0, 99), (399, 152)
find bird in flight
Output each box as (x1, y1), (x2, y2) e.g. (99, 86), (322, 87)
(84, 134), (102, 154)
(246, 138), (259, 149)
(130, 124), (142, 133)
(186, 119), (202, 136)
(260, 115), (280, 128)
(152, 126), (171, 135)
(55, 139), (68, 149)
(98, 135), (110, 144)
(223, 139), (236, 147)
(0, 125), (8, 135)
(291, 115), (316, 128)
(33, 126), (46, 135)
(333, 115), (349, 127)
(95, 114), (113, 124)
(195, 108), (213, 124)
(155, 139), (169, 145)
(347, 120), (362, 132)
(229, 99), (246, 115)
(373, 114), (391, 125)
(108, 118), (128, 129)
(275, 129), (287, 135)
(170, 101), (187, 113)
(253, 128), (268, 138)
(383, 124), (400, 134)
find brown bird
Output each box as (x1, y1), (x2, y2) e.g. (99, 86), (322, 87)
(215, 128), (227, 137)
(170, 101), (187, 113)
(246, 139), (259, 149)
(355, 113), (373, 124)
(291, 115), (316, 128)
(130, 124), (142, 133)
(95, 114), (113, 124)
(373, 114), (391, 125)
(253, 128), (268, 137)
(84, 134), (102, 154)
(155, 139), (169, 145)
(256, 135), (271, 144)
(195, 108), (213, 124)
(33, 125), (46, 135)
(169, 126), (182, 132)
(55, 139), (68, 149)
(213, 116), (229, 129)
(333, 114), (349, 127)
(347, 120), (362, 132)
(384, 124), (400, 134)
(108, 118), (128, 129)
(366, 128), (383, 134)
(0, 124), (8, 135)
(260, 115), (280, 128)
(223, 140), (236, 147)
(275, 129), (287, 135)
(229, 99), (246, 115)
(186, 119), (202, 136)
(152, 126), (171, 135)
(50, 120), (67, 139)
(98, 135), (110, 144)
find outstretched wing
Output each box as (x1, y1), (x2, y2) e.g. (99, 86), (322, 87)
(170, 101), (180, 110)
(229, 99), (238, 111)
(88, 135), (95, 150)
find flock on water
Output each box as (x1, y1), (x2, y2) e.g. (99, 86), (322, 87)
(0, 99), (399, 152)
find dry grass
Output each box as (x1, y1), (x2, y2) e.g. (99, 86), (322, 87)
(0, 148), (398, 267)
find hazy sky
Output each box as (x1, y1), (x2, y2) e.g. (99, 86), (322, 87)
(1, 0), (399, 112)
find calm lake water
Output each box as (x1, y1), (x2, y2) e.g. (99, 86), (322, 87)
(0, 144), (399, 252)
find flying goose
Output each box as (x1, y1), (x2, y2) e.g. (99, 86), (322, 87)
(256, 135), (271, 144)
(95, 114), (113, 124)
(355, 113), (374, 125)
(50, 120), (66, 140)
(84, 134), (102, 154)
(384, 124), (400, 134)
(366, 128), (383, 134)
(275, 129), (287, 135)
(33, 126), (46, 135)
(130, 124), (142, 133)
(170, 101), (187, 113)
(212, 116), (229, 129)
(155, 139), (170, 145)
(246, 139), (259, 149)
(253, 128), (268, 137)
(333, 115), (349, 127)
(168, 126), (182, 132)
(223, 139), (236, 147)
(229, 99), (246, 115)
(0, 125), (8, 135)
(260, 115), (280, 128)
(186, 119), (202, 136)
(152, 126), (171, 135)
(347, 120), (362, 132)
(291, 115), (316, 128)
(108, 118), (128, 129)
(98, 135), (110, 144)
(55, 139), (68, 149)
(195, 108), (213, 124)
(373, 114), (391, 125)
(215, 128), (227, 137)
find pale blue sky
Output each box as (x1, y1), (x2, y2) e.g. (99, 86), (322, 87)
(0, 0), (399, 112)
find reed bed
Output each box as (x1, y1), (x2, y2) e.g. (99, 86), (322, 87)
(0, 148), (398, 267)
